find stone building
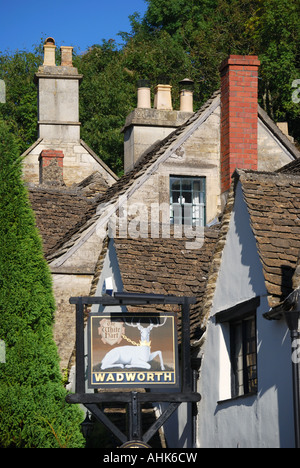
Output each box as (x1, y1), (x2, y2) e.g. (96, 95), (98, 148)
(197, 163), (300, 447)
(22, 37), (117, 188)
(22, 38), (118, 368)
(23, 43), (300, 425)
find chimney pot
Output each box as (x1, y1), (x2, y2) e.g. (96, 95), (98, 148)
(179, 78), (194, 112)
(43, 37), (56, 66)
(60, 46), (73, 67)
(154, 84), (173, 110)
(137, 79), (151, 109)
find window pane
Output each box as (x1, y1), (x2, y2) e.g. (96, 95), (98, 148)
(183, 204), (193, 225)
(182, 179), (192, 191)
(231, 322), (244, 396)
(172, 204), (182, 225)
(170, 178), (180, 191)
(193, 180), (200, 193)
(245, 318), (257, 393)
(170, 176), (206, 227)
(230, 316), (257, 398)
(182, 191), (192, 204)
(171, 191), (181, 203)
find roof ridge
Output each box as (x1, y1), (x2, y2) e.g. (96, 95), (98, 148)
(48, 92), (221, 266)
(235, 168), (300, 180)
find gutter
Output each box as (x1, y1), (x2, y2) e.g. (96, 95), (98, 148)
(263, 289), (300, 321)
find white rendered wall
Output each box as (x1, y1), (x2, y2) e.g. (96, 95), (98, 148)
(198, 181), (294, 448)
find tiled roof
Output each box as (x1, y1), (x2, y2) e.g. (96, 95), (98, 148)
(112, 227), (220, 344)
(238, 169), (300, 307)
(277, 157), (300, 174)
(45, 91), (300, 266)
(47, 92), (221, 264)
(28, 184), (97, 258)
(75, 171), (109, 198)
(93, 91), (221, 207)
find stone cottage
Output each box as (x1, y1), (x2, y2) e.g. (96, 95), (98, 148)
(22, 38), (118, 368)
(22, 37), (117, 188)
(197, 163), (300, 447)
(22, 42), (300, 446)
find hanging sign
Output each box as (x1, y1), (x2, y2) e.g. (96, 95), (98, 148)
(88, 312), (179, 388)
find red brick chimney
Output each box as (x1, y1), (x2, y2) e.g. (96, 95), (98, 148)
(39, 149), (65, 185)
(220, 55), (260, 193)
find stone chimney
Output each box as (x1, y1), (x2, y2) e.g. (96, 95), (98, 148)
(60, 46), (73, 67)
(43, 37), (56, 66)
(122, 79), (193, 173)
(220, 55), (260, 194)
(35, 38), (82, 142)
(39, 149), (65, 185)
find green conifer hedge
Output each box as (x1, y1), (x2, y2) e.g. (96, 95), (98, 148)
(0, 121), (85, 448)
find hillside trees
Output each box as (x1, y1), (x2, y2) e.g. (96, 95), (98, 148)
(74, 40), (137, 175)
(0, 46), (43, 153)
(245, 0), (300, 140)
(0, 0), (299, 172)
(0, 120), (85, 448)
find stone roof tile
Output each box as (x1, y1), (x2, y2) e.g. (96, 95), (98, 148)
(28, 185), (97, 258)
(113, 227), (220, 344)
(238, 170), (300, 307)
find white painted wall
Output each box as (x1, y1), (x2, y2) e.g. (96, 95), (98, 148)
(198, 181), (295, 448)
(91, 239), (125, 314)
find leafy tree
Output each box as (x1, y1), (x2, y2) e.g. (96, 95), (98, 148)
(0, 1), (299, 171)
(127, 0), (299, 142)
(0, 46), (43, 153)
(245, 0), (300, 141)
(0, 120), (85, 448)
(120, 0), (262, 108)
(76, 40), (137, 175)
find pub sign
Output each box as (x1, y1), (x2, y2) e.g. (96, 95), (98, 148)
(88, 312), (179, 388)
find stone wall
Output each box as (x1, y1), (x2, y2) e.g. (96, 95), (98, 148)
(23, 140), (117, 187)
(124, 106), (222, 225)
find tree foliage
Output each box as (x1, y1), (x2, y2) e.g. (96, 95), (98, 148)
(0, 120), (85, 448)
(0, 0), (299, 173)
(245, 0), (300, 130)
(0, 46), (43, 153)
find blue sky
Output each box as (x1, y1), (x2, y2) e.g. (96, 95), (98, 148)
(0, 0), (148, 54)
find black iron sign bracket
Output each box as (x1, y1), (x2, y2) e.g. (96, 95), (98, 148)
(66, 293), (201, 447)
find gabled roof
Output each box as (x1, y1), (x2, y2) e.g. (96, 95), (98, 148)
(258, 107), (300, 161)
(94, 91), (221, 207)
(108, 227), (219, 345)
(201, 166), (300, 335)
(237, 169), (300, 308)
(21, 138), (119, 183)
(28, 168), (111, 260)
(47, 92), (221, 265)
(42, 89), (300, 267)
(28, 184), (98, 258)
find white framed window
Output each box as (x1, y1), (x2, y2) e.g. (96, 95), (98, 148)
(216, 297), (259, 399)
(170, 176), (206, 227)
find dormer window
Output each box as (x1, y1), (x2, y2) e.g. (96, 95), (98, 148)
(170, 176), (206, 227)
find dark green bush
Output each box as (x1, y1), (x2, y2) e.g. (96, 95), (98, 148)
(0, 120), (85, 448)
